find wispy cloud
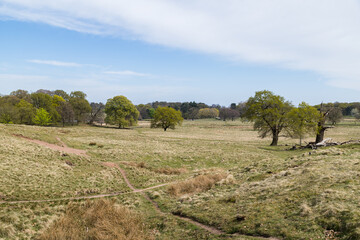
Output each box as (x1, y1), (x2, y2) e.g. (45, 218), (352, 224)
(28, 59), (83, 67)
(104, 70), (150, 77)
(2, 1), (360, 90)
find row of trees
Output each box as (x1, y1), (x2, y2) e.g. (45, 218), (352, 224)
(136, 101), (245, 121)
(0, 89), (104, 126)
(244, 90), (342, 146)
(1, 89), (358, 146)
(0, 90), (184, 131)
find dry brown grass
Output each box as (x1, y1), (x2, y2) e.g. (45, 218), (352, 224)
(168, 173), (227, 196)
(38, 199), (154, 240)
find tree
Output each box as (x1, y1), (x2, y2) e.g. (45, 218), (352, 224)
(151, 107), (183, 131)
(33, 108), (51, 126)
(188, 107), (199, 120)
(315, 105), (334, 143)
(16, 99), (35, 124)
(287, 102), (320, 146)
(89, 102), (105, 124)
(351, 108), (360, 124)
(10, 89), (31, 102)
(105, 96), (139, 128)
(148, 108), (155, 119)
(69, 91), (91, 123)
(57, 101), (75, 127)
(244, 90), (293, 146)
(0, 95), (20, 124)
(326, 107), (343, 125)
(219, 107), (240, 121)
(198, 108), (219, 119)
(53, 90), (70, 101)
(136, 104), (153, 119)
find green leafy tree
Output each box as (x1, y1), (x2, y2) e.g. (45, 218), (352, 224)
(33, 108), (51, 126)
(10, 89), (31, 102)
(151, 107), (183, 131)
(53, 90), (70, 101)
(105, 96), (139, 128)
(69, 91), (91, 123)
(287, 102), (320, 146)
(148, 108), (155, 119)
(31, 92), (60, 122)
(197, 108), (219, 119)
(0, 95), (20, 124)
(16, 99), (35, 124)
(244, 90), (293, 146)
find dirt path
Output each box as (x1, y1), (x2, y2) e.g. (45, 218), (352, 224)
(8, 135), (278, 239)
(13, 134), (88, 157)
(102, 162), (225, 235)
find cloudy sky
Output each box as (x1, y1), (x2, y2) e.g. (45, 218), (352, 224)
(1, 0), (360, 105)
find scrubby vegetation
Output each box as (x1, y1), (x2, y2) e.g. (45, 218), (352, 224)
(1, 110), (360, 239)
(38, 199), (154, 240)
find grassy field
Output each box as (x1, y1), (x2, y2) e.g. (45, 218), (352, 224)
(1, 119), (360, 239)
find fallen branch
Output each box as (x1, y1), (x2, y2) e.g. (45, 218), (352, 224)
(290, 139), (360, 150)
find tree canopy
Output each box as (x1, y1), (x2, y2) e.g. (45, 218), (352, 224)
(151, 107), (183, 131)
(244, 90), (293, 146)
(105, 96), (139, 128)
(287, 102), (320, 145)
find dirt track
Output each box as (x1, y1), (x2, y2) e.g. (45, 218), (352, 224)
(13, 134), (88, 156)
(5, 134), (278, 239)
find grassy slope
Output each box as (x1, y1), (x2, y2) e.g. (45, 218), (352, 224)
(0, 120), (360, 239)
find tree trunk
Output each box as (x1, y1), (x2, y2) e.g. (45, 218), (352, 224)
(164, 127), (167, 131)
(315, 127), (326, 143)
(270, 130), (279, 146)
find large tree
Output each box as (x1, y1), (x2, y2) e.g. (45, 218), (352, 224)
(105, 96), (139, 128)
(69, 91), (91, 123)
(16, 99), (35, 124)
(151, 107), (183, 131)
(244, 90), (293, 146)
(287, 102), (320, 146)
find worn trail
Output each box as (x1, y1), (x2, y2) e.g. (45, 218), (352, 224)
(13, 134), (88, 157)
(7, 134), (278, 239)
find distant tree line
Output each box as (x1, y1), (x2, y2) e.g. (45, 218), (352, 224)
(2, 89), (360, 145)
(137, 101), (246, 121)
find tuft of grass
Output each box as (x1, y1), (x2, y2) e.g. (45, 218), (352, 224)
(89, 142), (97, 146)
(38, 199), (154, 240)
(168, 173), (227, 196)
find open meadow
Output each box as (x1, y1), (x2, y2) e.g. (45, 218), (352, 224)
(1, 119), (360, 239)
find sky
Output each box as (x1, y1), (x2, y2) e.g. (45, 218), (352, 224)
(1, 0), (360, 106)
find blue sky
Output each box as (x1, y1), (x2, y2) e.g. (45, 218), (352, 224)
(1, 0), (360, 106)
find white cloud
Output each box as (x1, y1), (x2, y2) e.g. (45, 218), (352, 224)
(104, 70), (150, 77)
(28, 59), (83, 67)
(2, 1), (360, 90)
